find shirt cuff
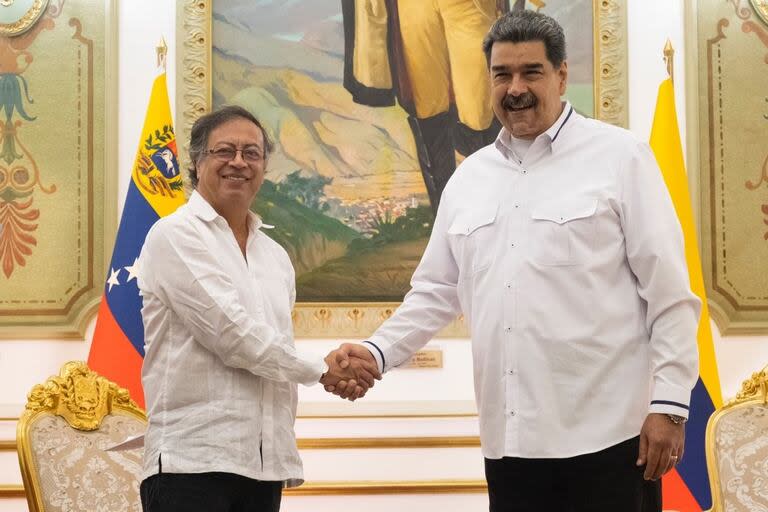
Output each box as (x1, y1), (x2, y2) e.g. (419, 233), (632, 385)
(649, 382), (691, 418)
(361, 341), (385, 374)
(298, 355), (328, 387)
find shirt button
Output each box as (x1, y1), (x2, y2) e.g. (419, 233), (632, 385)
(522, 170), (527, 175)
(510, 242), (515, 247)
(509, 410), (516, 416)
(514, 204), (520, 208)
(504, 327), (511, 332)
(507, 369), (515, 375)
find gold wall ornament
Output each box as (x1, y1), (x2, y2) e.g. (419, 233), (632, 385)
(0, 480), (488, 498)
(0, 0), (48, 37)
(595, 0), (629, 127)
(22, 361), (143, 431)
(751, 0), (768, 26)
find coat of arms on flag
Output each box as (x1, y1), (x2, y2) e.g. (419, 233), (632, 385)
(88, 55), (186, 407)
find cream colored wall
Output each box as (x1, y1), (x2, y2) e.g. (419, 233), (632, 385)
(0, 0), (765, 510)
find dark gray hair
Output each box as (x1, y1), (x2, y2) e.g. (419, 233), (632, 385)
(187, 105), (274, 188)
(482, 10), (566, 68)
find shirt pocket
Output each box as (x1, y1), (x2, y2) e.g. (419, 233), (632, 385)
(530, 197), (598, 266)
(447, 205), (498, 278)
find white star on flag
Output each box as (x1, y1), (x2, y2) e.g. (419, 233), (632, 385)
(107, 267), (121, 292)
(124, 258), (140, 283)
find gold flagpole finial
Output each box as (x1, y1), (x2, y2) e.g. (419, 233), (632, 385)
(663, 38), (674, 82)
(156, 37), (168, 70)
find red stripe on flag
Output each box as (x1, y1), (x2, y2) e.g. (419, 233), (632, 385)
(662, 467), (703, 511)
(88, 297), (145, 408)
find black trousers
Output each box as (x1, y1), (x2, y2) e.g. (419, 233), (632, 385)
(140, 471), (282, 512)
(484, 436), (662, 512)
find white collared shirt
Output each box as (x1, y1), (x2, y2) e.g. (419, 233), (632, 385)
(364, 103), (700, 459)
(138, 191), (325, 485)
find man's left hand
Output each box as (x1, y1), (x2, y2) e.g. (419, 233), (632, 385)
(636, 413), (685, 480)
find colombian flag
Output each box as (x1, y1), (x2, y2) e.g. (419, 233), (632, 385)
(88, 72), (186, 408)
(651, 77), (723, 511)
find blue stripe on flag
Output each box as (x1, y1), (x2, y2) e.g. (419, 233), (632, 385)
(677, 378), (715, 509)
(104, 181), (160, 356)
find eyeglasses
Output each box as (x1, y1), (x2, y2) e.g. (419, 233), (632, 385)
(205, 146), (264, 163)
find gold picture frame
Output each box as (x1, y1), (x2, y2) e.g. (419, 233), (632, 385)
(176, 0), (628, 338)
(0, 0), (118, 339)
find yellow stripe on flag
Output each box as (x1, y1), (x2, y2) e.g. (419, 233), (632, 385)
(649, 78), (722, 408)
(130, 72), (186, 217)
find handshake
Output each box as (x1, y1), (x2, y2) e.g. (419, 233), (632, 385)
(319, 343), (382, 401)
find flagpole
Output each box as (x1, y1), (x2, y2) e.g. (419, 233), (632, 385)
(663, 38), (674, 82)
(157, 36), (168, 71)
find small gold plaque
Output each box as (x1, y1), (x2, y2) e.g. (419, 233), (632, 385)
(402, 349), (443, 369)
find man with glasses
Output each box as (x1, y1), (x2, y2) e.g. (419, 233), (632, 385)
(137, 105), (380, 512)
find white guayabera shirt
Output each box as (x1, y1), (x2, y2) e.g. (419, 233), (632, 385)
(364, 103), (700, 459)
(138, 191), (325, 486)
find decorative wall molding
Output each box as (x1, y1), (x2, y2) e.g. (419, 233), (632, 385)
(0, 435), (481, 452)
(595, 0), (629, 128)
(692, 0), (768, 333)
(0, 480), (487, 499)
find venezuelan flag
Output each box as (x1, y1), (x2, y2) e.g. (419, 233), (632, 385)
(650, 77), (723, 511)
(88, 72), (186, 408)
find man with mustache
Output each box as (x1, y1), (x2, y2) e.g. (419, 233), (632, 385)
(330, 9), (699, 512)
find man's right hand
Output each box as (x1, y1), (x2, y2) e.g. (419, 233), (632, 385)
(320, 343), (381, 401)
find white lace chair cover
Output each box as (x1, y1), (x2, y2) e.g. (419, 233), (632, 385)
(16, 361), (147, 512)
(707, 368), (768, 512)
(28, 413), (145, 511)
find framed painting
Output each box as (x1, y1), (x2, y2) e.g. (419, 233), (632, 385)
(0, 0), (117, 338)
(176, 0), (627, 337)
(687, 0), (768, 334)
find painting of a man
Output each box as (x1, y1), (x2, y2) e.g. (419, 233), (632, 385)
(342, 0), (507, 211)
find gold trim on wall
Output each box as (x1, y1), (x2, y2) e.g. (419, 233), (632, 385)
(0, 436), (480, 452)
(595, 0), (629, 127)
(176, 0), (628, 338)
(0, 409), (479, 422)
(0, 484), (25, 498)
(285, 480), (487, 496)
(0, 480), (488, 499)
(299, 436), (480, 449)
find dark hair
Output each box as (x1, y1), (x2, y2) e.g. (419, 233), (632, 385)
(482, 10), (566, 68)
(187, 105), (274, 188)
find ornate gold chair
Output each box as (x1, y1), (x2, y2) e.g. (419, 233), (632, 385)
(16, 361), (146, 512)
(706, 366), (768, 512)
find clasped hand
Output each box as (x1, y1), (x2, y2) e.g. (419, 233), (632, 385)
(319, 343), (381, 401)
